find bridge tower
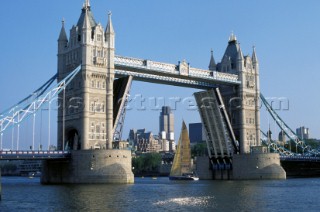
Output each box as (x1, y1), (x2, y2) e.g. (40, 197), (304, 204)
(212, 34), (285, 179)
(216, 33), (261, 154)
(57, 1), (114, 151)
(41, 0), (134, 184)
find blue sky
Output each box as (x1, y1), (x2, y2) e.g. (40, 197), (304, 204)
(1, 0), (320, 149)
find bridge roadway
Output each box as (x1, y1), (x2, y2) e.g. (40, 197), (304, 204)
(114, 55), (240, 89)
(280, 156), (320, 177)
(280, 156), (320, 162)
(0, 150), (70, 160)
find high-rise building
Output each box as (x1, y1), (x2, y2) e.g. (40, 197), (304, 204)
(278, 130), (286, 143)
(189, 123), (206, 143)
(296, 126), (309, 140)
(159, 106), (174, 141)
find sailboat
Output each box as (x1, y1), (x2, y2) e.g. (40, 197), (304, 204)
(169, 121), (199, 181)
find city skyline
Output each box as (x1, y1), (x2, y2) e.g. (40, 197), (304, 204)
(0, 0), (319, 150)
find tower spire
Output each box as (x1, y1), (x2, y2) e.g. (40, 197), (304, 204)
(58, 18), (68, 42)
(106, 11), (115, 34)
(252, 45), (258, 64)
(208, 48), (216, 71)
(83, 0), (90, 9)
(236, 43), (244, 71)
(82, 8), (91, 29)
(229, 31), (237, 42)
(236, 43), (244, 61)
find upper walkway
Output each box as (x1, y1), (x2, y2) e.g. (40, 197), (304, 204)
(114, 55), (240, 89)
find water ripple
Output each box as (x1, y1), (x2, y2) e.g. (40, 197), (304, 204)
(153, 196), (214, 207)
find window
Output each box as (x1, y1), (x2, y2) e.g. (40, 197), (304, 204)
(96, 104), (100, 112)
(97, 34), (102, 41)
(96, 125), (100, 139)
(90, 102), (95, 112)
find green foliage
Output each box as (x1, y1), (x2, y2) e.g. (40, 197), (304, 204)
(191, 141), (208, 157)
(132, 152), (162, 175)
(1, 163), (18, 172)
(304, 139), (320, 149)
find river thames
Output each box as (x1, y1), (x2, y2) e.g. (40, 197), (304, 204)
(0, 177), (320, 211)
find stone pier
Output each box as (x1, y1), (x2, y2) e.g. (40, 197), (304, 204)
(41, 150), (134, 184)
(233, 147), (286, 180)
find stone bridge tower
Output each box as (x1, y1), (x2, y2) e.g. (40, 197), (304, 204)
(57, 1), (114, 151)
(213, 33), (260, 154)
(209, 34), (285, 179)
(42, 0), (134, 184)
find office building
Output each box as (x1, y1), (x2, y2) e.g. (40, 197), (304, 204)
(296, 126), (310, 140)
(189, 123), (206, 143)
(159, 106), (174, 141)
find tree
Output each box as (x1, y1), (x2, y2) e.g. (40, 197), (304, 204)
(132, 152), (162, 175)
(191, 141), (208, 157)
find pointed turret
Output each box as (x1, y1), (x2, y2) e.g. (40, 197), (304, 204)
(252, 46), (259, 69)
(236, 44), (244, 71)
(105, 11), (115, 48)
(58, 19), (68, 75)
(58, 19), (68, 42)
(106, 12), (115, 35)
(58, 19), (68, 53)
(81, 8), (92, 46)
(82, 8), (91, 29)
(236, 45), (244, 61)
(208, 49), (216, 71)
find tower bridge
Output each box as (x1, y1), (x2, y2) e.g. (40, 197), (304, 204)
(4, 0), (319, 183)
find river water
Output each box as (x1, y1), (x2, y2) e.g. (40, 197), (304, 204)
(0, 177), (320, 211)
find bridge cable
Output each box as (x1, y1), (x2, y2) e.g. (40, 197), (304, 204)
(260, 93), (319, 156)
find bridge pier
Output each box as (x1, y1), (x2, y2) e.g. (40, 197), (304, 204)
(233, 147), (286, 180)
(41, 150), (134, 184)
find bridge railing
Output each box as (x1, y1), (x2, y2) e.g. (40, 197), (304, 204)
(115, 55), (240, 84)
(280, 156), (320, 161)
(115, 55), (179, 74)
(0, 150), (71, 160)
(0, 150), (69, 155)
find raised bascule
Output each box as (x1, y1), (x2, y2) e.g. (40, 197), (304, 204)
(1, 0), (289, 183)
